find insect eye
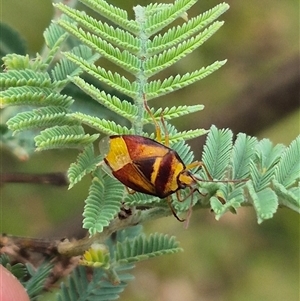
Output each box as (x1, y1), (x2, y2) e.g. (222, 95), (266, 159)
(178, 182), (187, 189)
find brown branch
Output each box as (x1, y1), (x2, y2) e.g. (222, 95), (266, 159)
(0, 172), (69, 186)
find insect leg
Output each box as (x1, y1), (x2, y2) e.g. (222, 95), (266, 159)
(167, 196), (185, 222)
(143, 99), (163, 143)
(159, 111), (169, 147)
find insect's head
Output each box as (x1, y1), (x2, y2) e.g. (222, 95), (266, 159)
(178, 170), (197, 189)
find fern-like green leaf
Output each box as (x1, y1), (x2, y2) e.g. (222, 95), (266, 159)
(54, 4), (140, 53)
(273, 179), (300, 213)
(115, 233), (182, 264)
(144, 3), (173, 14)
(246, 181), (278, 223)
(254, 139), (285, 170)
(147, 105), (204, 122)
(64, 52), (138, 98)
(211, 186), (244, 220)
(68, 144), (102, 189)
(71, 76), (138, 121)
(144, 21), (224, 77)
(145, 0), (198, 35)
(51, 45), (100, 84)
(75, 0), (139, 33)
(58, 265), (134, 301)
(35, 125), (99, 151)
(231, 133), (257, 179)
(0, 254), (28, 280)
(25, 262), (53, 299)
(56, 20), (140, 74)
(145, 60), (226, 98)
(250, 139), (285, 190)
(149, 123), (207, 144)
(0, 69), (52, 89)
(202, 125), (233, 179)
(148, 3), (229, 54)
(6, 106), (75, 133)
(274, 136), (300, 188)
(1, 53), (47, 71)
(1, 86), (73, 108)
(70, 112), (132, 135)
(83, 169), (124, 235)
(43, 15), (69, 64)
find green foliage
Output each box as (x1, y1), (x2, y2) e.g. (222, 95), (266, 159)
(83, 169), (124, 236)
(25, 262), (53, 300)
(1, 0), (299, 299)
(58, 265), (134, 301)
(115, 233), (183, 264)
(202, 125), (233, 179)
(0, 255), (52, 300)
(1, 0), (298, 231)
(0, 254), (28, 280)
(205, 127), (300, 222)
(34, 125), (99, 151)
(68, 144), (102, 188)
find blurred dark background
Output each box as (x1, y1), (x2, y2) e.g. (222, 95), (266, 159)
(0, 0), (299, 300)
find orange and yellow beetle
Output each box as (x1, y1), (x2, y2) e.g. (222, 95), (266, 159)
(101, 102), (206, 221)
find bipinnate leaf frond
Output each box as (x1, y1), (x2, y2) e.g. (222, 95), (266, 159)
(56, 19), (140, 74)
(70, 112), (133, 136)
(1, 86), (73, 108)
(247, 182), (278, 224)
(202, 125), (233, 179)
(54, 4), (140, 53)
(273, 180), (299, 213)
(145, 60), (226, 99)
(273, 136), (300, 212)
(35, 125), (99, 151)
(250, 140), (285, 191)
(115, 233), (182, 264)
(148, 104), (204, 122)
(25, 262), (53, 299)
(43, 15), (69, 60)
(200, 127), (299, 222)
(148, 3), (229, 54)
(64, 52), (138, 98)
(246, 138), (299, 221)
(83, 169), (124, 236)
(68, 144), (101, 189)
(231, 133), (257, 179)
(274, 136), (300, 188)
(51, 45), (100, 84)
(71, 77), (137, 118)
(58, 265), (133, 301)
(2, 53), (47, 71)
(144, 0), (198, 35)
(77, 0), (139, 33)
(6, 106), (76, 133)
(0, 69), (52, 89)
(144, 21), (224, 77)
(169, 128), (208, 144)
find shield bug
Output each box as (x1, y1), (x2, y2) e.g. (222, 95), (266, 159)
(100, 101), (207, 222)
